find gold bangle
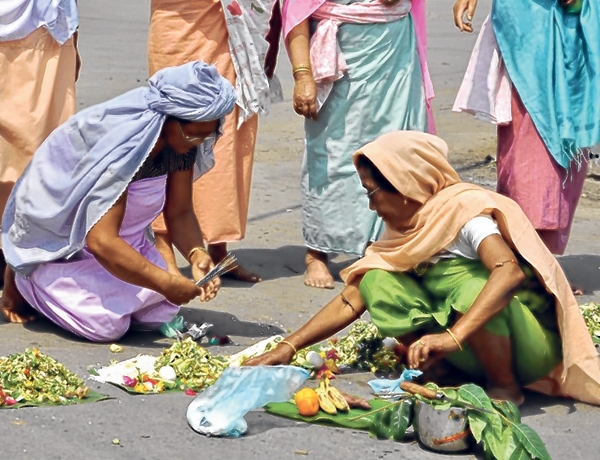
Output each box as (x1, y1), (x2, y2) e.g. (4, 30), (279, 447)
(188, 246), (208, 262)
(279, 340), (298, 355)
(292, 65), (312, 77)
(446, 329), (463, 351)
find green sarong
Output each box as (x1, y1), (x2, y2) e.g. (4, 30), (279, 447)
(359, 257), (562, 385)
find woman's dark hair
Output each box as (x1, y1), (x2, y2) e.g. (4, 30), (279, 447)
(355, 154), (398, 193)
(167, 116), (192, 125)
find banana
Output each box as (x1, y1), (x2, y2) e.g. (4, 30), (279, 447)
(327, 384), (350, 412)
(315, 386), (337, 414)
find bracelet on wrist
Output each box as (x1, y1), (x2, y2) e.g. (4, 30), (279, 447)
(292, 65), (312, 78)
(279, 340), (298, 355)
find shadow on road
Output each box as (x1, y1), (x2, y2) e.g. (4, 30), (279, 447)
(10, 307), (285, 348)
(558, 254), (600, 295)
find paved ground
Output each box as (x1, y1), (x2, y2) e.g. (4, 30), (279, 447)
(1, 1), (599, 459)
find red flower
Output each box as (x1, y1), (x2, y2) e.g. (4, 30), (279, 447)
(226, 1), (243, 16)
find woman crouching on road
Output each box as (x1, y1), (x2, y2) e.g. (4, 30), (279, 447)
(246, 131), (600, 407)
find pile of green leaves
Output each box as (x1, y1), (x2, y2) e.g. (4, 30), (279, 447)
(292, 321), (400, 373)
(154, 338), (229, 391)
(369, 383), (551, 460)
(0, 348), (89, 407)
(579, 302), (600, 344)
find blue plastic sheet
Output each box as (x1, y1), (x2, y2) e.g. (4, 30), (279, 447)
(186, 365), (309, 437)
(367, 369), (423, 398)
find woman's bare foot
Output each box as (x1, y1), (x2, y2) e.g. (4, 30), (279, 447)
(304, 249), (335, 289)
(0, 267), (36, 323)
(208, 243), (261, 283)
(487, 384), (525, 407)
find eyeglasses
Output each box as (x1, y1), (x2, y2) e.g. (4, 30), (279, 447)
(178, 122), (217, 144)
(366, 187), (380, 199)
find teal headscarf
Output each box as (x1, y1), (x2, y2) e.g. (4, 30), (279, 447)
(2, 61), (236, 275)
(492, 0), (600, 168)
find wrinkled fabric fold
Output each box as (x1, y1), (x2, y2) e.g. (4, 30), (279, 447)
(492, 0), (600, 168)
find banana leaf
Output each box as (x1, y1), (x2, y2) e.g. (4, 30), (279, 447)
(264, 399), (393, 430)
(1, 389), (112, 410)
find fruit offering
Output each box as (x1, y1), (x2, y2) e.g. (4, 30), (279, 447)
(294, 387), (319, 416)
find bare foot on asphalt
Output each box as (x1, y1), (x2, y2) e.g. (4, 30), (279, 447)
(208, 243), (261, 283)
(304, 249), (335, 289)
(0, 298), (37, 323)
(487, 384), (525, 407)
(0, 266), (37, 323)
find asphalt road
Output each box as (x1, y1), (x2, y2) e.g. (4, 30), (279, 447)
(1, 1), (599, 459)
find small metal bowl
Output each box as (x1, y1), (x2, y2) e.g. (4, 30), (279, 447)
(413, 400), (474, 453)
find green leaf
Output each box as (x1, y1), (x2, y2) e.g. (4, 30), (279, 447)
(467, 411), (488, 443)
(513, 423), (551, 460)
(389, 399), (414, 441)
(457, 383), (495, 412)
(371, 406), (394, 439)
(440, 387), (458, 401)
(493, 400), (522, 424)
(508, 444), (532, 460)
(370, 399), (414, 441)
(482, 426), (506, 460)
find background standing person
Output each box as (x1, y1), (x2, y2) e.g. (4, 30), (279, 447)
(453, 0), (600, 256)
(0, 0), (80, 281)
(148, 0), (282, 283)
(284, 0), (435, 289)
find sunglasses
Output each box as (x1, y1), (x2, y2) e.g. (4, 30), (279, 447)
(178, 122), (217, 144)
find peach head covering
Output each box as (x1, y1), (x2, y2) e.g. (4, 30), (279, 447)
(341, 130), (600, 405)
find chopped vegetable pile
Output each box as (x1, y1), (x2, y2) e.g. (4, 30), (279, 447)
(0, 348), (89, 407)
(292, 321), (401, 374)
(154, 338), (229, 391)
(580, 302), (600, 344)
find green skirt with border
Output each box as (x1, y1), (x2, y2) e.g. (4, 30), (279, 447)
(359, 257), (562, 385)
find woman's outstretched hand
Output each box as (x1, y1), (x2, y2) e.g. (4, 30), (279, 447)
(190, 250), (221, 301)
(293, 73), (318, 120)
(453, 0), (478, 33)
(406, 332), (461, 370)
(243, 346), (295, 366)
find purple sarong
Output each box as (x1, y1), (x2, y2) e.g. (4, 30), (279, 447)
(16, 175), (178, 342)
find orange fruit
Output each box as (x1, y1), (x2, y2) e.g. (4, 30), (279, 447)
(294, 387), (320, 417)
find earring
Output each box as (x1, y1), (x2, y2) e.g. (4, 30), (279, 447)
(403, 198), (408, 205)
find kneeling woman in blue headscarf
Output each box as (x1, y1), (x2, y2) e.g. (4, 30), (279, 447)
(0, 61), (237, 342)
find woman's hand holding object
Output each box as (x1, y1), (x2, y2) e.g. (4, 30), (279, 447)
(190, 250), (221, 301)
(293, 74), (318, 120)
(163, 274), (203, 305)
(407, 332), (462, 369)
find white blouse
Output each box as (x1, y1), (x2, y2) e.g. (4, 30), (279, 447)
(435, 215), (501, 261)
(0, 0), (78, 44)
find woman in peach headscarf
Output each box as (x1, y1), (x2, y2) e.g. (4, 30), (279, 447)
(246, 131), (600, 407)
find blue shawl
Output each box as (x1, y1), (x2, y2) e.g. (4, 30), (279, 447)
(2, 61), (236, 275)
(492, 0), (600, 169)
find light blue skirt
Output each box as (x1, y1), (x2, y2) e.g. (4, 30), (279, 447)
(302, 10), (427, 255)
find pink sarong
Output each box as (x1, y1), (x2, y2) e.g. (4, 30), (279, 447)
(497, 92), (588, 255)
(16, 176), (179, 342)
